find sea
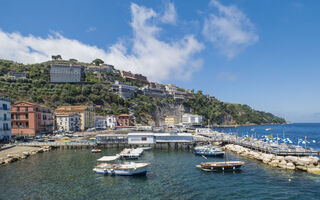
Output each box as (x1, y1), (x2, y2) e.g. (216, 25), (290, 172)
(0, 123), (319, 200)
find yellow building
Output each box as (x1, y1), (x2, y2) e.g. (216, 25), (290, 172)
(165, 115), (179, 126)
(55, 106), (95, 131)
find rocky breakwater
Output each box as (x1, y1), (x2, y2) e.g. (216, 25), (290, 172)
(224, 144), (320, 175)
(0, 146), (52, 166)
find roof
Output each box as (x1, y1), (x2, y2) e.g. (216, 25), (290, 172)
(55, 106), (92, 113)
(166, 115), (177, 118)
(117, 114), (130, 117)
(128, 132), (155, 136)
(12, 101), (40, 107)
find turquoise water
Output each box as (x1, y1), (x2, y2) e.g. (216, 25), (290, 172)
(0, 123), (320, 200)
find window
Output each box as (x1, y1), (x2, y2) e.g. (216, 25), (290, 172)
(4, 114), (7, 121)
(17, 107), (20, 111)
(25, 107), (28, 112)
(141, 137), (147, 141)
(3, 104), (7, 110)
(16, 114), (20, 120)
(26, 122), (29, 128)
(25, 114), (28, 119)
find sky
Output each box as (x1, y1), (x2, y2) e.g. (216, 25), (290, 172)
(0, 0), (320, 123)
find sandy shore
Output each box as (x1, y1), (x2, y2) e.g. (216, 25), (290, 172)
(0, 146), (51, 166)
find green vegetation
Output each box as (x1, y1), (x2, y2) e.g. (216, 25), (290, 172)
(0, 59), (286, 125)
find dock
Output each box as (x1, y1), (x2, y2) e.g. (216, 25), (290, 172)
(196, 133), (320, 156)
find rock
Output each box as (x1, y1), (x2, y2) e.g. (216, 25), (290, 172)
(38, 149), (44, 153)
(279, 160), (287, 169)
(31, 151), (37, 155)
(307, 164), (315, 169)
(286, 162), (296, 170)
(269, 159), (279, 167)
(285, 156), (299, 164)
(23, 152), (30, 156)
(296, 165), (307, 171)
(308, 157), (319, 165)
(6, 154), (13, 158)
(307, 168), (320, 175)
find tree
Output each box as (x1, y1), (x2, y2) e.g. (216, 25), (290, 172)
(51, 55), (62, 60)
(69, 58), (78, 63)
(92, 58), (104, 66)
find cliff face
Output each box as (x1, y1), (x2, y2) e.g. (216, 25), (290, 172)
(0, 59), (286, 126)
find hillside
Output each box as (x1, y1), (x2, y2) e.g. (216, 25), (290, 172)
(0, 59), (286, 126)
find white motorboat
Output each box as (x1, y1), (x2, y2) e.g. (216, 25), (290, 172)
(93, 162), (150, 175)
(119, 148), (144, 159)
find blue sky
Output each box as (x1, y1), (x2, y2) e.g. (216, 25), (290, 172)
(1, 0), (320, 122)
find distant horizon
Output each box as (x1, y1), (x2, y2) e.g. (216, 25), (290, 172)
(1, 0), (320, 123)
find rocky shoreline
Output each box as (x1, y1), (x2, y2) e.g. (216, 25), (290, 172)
(224, 144), (320, 175)
(0, 146), (52, 166)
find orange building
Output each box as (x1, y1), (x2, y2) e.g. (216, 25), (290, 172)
(116, 114), (131, 128)
(11, 102), (53, 137)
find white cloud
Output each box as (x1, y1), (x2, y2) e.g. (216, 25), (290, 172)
(217, 71), (237, 81)
(203, 0), (258, 58)
(0, 3), (203, 82)
(160, 2), (177, 24)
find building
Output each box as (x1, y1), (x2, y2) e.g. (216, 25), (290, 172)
(165, 84), (178, 94)
(8, 71), (28, 79)
(165, 115), (179, 126)
(112, 81), (138, 99)
(182, 113), (203, 125)
(141, 87), (167, 98)
(11, 102), (54, 137)
(120, 70), (148, 84)
(0, 95), (11, 142)
(154, 133), (193, 143)
(95, 116), (107, 130)
(85, 64), (115, 73)
(50, 64), (84, 83)
(127, 132), (193, 144)
(55, 113), (80, 132)
(54, 106), (95, 131)
(116, 114), (131, 128)
(106, 115), (117, 129)
(128, 133), (156, 144)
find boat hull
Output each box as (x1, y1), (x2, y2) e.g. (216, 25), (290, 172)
(93, 166), (148, 175)
(196, 161), (244, 172)
(195, 151), (224, 157)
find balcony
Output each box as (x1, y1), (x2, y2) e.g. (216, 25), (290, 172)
(0, 107), (9, 111)
(0, 128), (11, 131)
(0, 117), (11, 121)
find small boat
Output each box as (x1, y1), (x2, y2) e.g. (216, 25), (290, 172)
(265, 128), (271, 131)
(91, 149), (102, 153)
(195, 145), (224, 157)
(119, 148), (144, 159)
(93, 162), (150, 175)
(196, 161), (245, 171)
(141, 146), (152, 151)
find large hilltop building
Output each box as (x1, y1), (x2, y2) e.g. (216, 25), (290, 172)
(50, 64), (84, 83)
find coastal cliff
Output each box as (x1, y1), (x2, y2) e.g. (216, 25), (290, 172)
(0, 59), (286, 125)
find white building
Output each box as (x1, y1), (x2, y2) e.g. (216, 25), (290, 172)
(95, 116), (107, 130)
(106, 115), (117, 129)
(182, 113), (203, 125)
(55, 113), (80, 132)
(128, 133), (155, 144)
(127, 132), (193, 144)
(0, 96), (11, 142)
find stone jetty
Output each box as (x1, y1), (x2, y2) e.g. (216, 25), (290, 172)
(0, 146), (51, 166)
(224, 144), (320, 175)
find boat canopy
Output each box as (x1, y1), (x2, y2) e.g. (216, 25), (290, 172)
(97, 155), (120, 161)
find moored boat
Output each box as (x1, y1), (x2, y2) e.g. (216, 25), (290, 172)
(194, 145), (225, 157)
(91, 148), (102, 153)
(93, 162), (150, 175)
(196, 161), (245, 171)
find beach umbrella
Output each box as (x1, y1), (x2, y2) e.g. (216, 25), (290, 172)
(312, 140), (316, 143)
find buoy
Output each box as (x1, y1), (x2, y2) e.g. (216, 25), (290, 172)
(288, 179), (291, 182)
